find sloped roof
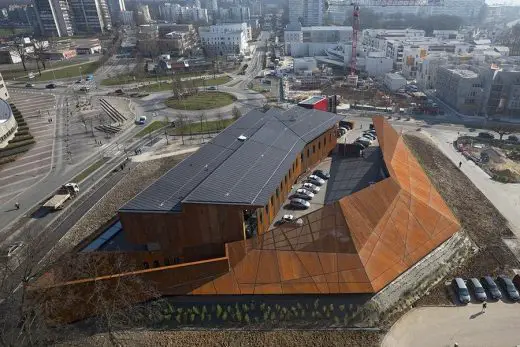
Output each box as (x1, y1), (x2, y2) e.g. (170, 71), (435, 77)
(120, 108), (341, 211)
(188, 116), (460, 295)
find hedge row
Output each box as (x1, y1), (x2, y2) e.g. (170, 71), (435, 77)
(9, 134), (34, 144)
(14, 130), (29, 136)
(18, 125), (29, 131)
(0, 155), (16, 166)
(0, 140), (35, 158)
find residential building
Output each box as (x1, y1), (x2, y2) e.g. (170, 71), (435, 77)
(288, 0), (323, 26)
(436, 67), (486, 115)
(0, 48), (22, 64)
(218, 6), (250, 23)
(483, 65), (520, 120)
(68, 0), (112, 34)
(416, 53), (449, 90)
(159, 3), (209, 23)
(199, 23), (250, 56)
(284, 25), (352, 57)
(325, 0), (347, 25)
(426, 0), (485, 21)
(33, 0), (74, 37)
(120, 10), (134, 26)
(106, 0), (125, 24)
(136, 4), (151, 25)
(28, 115), (460, 324)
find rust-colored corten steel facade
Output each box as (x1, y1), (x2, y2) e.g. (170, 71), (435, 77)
(186, 116), (461, 295)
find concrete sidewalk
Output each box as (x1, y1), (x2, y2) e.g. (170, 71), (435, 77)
(383, 303), (520, 347)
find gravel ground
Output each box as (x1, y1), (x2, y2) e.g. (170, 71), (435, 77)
(41, 154), (187, 266)
(404, 133), (520, 306)
(59, 329), (382, 347)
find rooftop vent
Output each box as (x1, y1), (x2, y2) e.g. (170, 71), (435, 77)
(238, 135), (247, 141)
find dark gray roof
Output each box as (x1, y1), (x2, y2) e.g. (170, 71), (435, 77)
(0, 99), (12, 122)
(119, 107), (341, 212)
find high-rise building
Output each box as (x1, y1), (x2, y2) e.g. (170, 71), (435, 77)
(288, 0), (323, 26)
(68, 0), (112, 33)
(33, 0), (74, 37)
(107, 0), (126, 24)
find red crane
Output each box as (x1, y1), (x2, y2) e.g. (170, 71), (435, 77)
(347, 0), (444, 86)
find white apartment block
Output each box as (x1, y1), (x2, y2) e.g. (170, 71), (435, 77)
(436, 67), (485, 115)
(160, 3), (208, 23)
(416, 53), (449, 90)
(199, 23), (250, 56)
(284, 25), (352, 57)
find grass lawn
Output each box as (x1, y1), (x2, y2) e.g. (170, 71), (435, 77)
(131, 76), (231, 93)
(165, 92), (236, 111)
(135, 121), (168, 137)
(0, 28), (31, 38)
(169, 118), (234, 135)
(32, 61), (99, 81)
(1, 60), (98, 81)
(101, 71), (221, 86)
(73, 158), (107, 183)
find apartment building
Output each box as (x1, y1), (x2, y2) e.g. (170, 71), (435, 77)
(284, 25), (352, 57)
(288, 0), (323, 26)
(33, 0), (74, 37)
(436, 66), (485, 115)
(199, 23), (250, 57)
(68, 0), (112, 34)
(484, 66), (520, 120)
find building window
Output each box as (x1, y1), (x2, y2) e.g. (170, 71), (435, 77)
(301, 153), (304, 161)
(153, 260), (160, 268)
(276, 187), (280, 198)
(313, 145), (316, 154)
(307, 149), (310, 157)
(324, 137), (327, 146)
(266, 204), (269, 215)
(259, 211), (263, 224)
(318, 141), (321, 150)
(285, 175), (288, 185)
(271, 196), (274, 206)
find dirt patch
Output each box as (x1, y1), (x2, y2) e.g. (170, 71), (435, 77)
(404, 133), (520, 306)
(59, 329), (383, 347)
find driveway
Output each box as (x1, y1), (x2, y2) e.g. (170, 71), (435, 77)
(382, 304), (520, 347)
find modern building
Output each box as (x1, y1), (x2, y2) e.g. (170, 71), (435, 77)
(416, 53), (449, 90)
(218, 6), (250, 23)
(159, 3), (209, 23)
(483, 65), (520, 120)
(33, 0), (74, 37)
(0, 76), (15, 148)
(28, 114), (460, 323)
(106, 0), (125, 24)
(284, 25), (353, 57)
(68, 0), (112, 34)
(136, 4), (151, 25)
(199, 23), (250, 56)
(436, 67), (485, 115)
(384, 72), (407, 91)
(120, 10), (134, 26)
(0, 48), (22, 64)
(426, 0), (485, 21)
(288, 0), (323, 26)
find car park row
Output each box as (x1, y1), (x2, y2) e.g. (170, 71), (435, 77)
(452, 275), (520, 304)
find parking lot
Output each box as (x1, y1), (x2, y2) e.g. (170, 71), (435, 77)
(270, 124), (384, 229)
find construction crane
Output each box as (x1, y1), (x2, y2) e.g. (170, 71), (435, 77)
(347, 0), (444, 87)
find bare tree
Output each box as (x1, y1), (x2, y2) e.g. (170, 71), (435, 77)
(175, 114), (187, 145)
(198, 113), (206, 134)
(163, 115), (170, 145)
(78, 113), (88, 133)
(32, 41), (48, 72)
(487, 124), (520, 140)
(231, 106), (242, 121)
(216, 113), (224, 131)
(11, 43), (28, 72)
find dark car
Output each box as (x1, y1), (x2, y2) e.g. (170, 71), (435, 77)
(451, 278), (470, 304)
(45, 83), (56, 89)
(313, 170), (330, 180)
(496, 275), (520, 301)
(478, 132), (494, 139)
(480, 276), (502, 300)
(467, 277), (487, 302)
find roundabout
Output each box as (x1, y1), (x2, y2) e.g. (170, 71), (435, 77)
(164, 91), (236, 111)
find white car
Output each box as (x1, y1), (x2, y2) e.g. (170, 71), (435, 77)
(279, 214), (303, 226)
(302, 182), (320, 193)
(308, 175), (325, 185)
(290, 198), (310, 209)
(357, 136), (373, 144)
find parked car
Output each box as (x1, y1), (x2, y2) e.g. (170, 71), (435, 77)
(114, 89), (124, 95)
(79, 86), (90, 92)
(290, 198), (310, 209)
(313, 170), (330, 180)
(301, 182), (320, 193)
(25, 83), (34, 88)
(512, 274), (520, 291)
(0, 241), (27, 271)
(363, 133), (376, 140)
(45, 83), (56, 89)
(480, 276), (502, 300)
(364, 129), (376, 136)
(308, 175), (325, 185)
(478, 132), (494, 139)
(467, 277), (487, 301)
(291, 189), (314, 200)
(508, 135), (519, 142)
(276, 214), (304, 226)
(451, 277), (470, 304)
(338, 127), (348, 136)
(207, 86), (217, 90)
(354, 141), (368, 149)
(75, 79), (82, 84)
(496, 275), (520, 301)
(356, 138), (371, 147)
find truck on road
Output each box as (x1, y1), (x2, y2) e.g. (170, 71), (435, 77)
(43, 183), (79, 211)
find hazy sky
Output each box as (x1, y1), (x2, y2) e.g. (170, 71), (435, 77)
(486, 0), (520, 4)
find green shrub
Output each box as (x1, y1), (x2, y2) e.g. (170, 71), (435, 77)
(9, 134), (33, 143)
(190, 313), (195, 322)
(2, 139), (35, 151)
(193, 306), (200, 315)
(216, 305), (222, 318)
(175, 314), (181, 323)
(339, 304), (345, 312)
(0, 155), (17, 165)
(222, 311), (228, 321)
(334, 316), (340, 324)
